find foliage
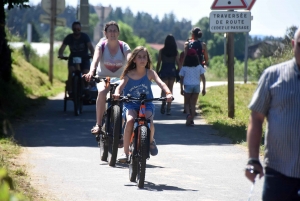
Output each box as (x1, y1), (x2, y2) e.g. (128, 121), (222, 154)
(54, 26), (72, 41)
(0, 168), (27, 201)
(88, 13), (99, 41)
(199, 83), (266, 144)
(118, 21), (158, 65)
(4, 0), (30, 10)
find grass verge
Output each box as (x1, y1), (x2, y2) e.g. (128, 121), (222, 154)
(199, 83), (266, 151)
(0, 49), (64, 200)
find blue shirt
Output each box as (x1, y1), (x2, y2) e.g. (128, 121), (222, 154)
(123, 70), (154, 112)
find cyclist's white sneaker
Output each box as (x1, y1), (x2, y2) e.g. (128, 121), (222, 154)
(118, 153), (128, 163)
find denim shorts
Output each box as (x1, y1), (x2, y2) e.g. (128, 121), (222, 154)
(184, 85), (200, 93)
(123, 103), (155, 119)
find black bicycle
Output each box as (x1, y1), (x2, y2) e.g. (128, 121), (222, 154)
(93, 76), (123, 167)
(59, 56), (95, 116)
(121, 93), (172, 188)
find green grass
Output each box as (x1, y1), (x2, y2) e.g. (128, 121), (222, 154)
(0, 48), (65, 201)
(199, 83), (266, 145)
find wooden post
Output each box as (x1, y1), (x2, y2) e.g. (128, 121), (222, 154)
(244, 32), (249, 83)
(227, 32), (234, 118)
(49, 0), (56, 84)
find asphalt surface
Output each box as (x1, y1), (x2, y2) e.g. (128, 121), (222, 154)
(14, 82), (264, 201)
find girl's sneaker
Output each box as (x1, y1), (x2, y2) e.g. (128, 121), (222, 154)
(166, 108), (171, 115)
(150, 139), (158, 156)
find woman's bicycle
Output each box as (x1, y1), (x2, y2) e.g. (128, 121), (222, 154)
(92, 76), (123, 167)
(59, 56), (95, 116)
(121, 92), (172, 188)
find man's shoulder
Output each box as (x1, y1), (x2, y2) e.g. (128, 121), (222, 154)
(267, 59), (294, 72)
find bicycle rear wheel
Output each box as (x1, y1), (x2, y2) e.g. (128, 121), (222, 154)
(63, 82), (67, 112)
(107, 105), (121, 167)
(137, 125), (148, 188)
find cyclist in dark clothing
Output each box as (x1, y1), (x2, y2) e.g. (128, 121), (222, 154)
(58, 21), (94, 94)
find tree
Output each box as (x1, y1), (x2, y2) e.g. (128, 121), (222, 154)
(54, 27), (72, 41)
(0, 0), (29, 82)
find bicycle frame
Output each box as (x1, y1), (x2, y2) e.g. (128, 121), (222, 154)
(130, 100), (151, 160)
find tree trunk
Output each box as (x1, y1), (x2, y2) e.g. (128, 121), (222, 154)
(0, 0), (12, 82)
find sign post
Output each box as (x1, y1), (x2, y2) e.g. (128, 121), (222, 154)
(210, 0), (254, 118)
(243, 0), (256, 83)
(94, 6), (112, 42)
(41, 0), (66, 84)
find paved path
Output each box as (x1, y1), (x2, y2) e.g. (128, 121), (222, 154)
(14, 82), (264, 201)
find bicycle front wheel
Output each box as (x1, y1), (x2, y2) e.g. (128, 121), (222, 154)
(100, 113), (108, 161)
(129, 139), (138, 182)
(107, 105), (121, 167)
(137, 125), (148, 188)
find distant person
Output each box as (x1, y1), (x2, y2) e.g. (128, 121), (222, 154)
(156, 34), (181, 115)
(245, 27), (300, 201)
(113, 46), (173, 162)
(179, 48), (206, 126)
(58, 21), (94, 95)
(83, 21), (131, 135)
(181, 27), (209, 114)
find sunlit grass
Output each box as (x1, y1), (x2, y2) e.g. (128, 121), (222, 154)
(199, 83), (266, 145)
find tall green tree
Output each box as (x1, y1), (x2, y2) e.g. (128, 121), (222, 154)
(1, 0), (29, 82)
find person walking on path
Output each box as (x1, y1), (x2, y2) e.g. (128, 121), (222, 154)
(113, 46), (173, 162)
(245, 27), (300, 201)
(156, 34), (181, 115)
(179, 48), (206, 126)
(83, 21), (131, 134)
(180, 27), (209, 114)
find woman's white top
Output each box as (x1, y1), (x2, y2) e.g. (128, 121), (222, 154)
(96, 40), (130, 77)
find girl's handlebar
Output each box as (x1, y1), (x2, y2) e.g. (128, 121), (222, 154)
(116, 95), (174, 102)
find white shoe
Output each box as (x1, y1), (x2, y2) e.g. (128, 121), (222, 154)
(117, 153), (128, 163)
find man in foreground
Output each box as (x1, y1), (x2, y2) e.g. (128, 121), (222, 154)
(245, 27), (300, 201)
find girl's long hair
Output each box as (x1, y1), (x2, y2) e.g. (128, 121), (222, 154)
(120, 46), (153, 79)
(161, 34), (178, 57)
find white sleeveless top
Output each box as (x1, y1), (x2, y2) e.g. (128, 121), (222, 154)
(96, 40), (130, 77)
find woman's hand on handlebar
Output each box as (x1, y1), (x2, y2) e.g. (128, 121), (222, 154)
(82, 71), (94, 82)
(166, 93), (173, 103)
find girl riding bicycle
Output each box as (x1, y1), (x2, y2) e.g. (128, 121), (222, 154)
(113, 46), (173, 162)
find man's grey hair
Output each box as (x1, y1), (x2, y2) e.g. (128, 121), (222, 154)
(294, 27), (300, 40)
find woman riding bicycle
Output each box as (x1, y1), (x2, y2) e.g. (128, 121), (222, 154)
(83, 21), (131, 134)
(112, 46), (173, 162)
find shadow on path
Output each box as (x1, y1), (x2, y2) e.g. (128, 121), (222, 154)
(14, 95), (232, 147)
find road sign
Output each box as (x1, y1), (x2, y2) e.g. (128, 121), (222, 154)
(41, 0), (65, 15)
(39, 14), (66, 26)
(211, 0), (247, 10)
(94, 6), (112, 20)
(209, 11), (251, 33)
(244, 0), (256, 10)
